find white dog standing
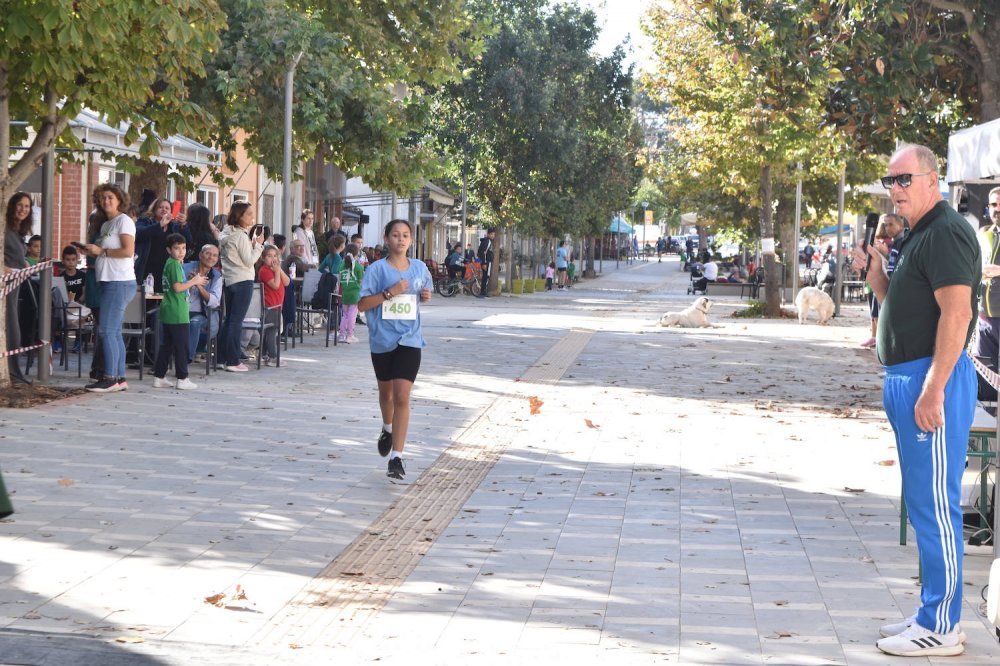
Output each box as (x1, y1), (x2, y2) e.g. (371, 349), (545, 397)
(658, 296), (719, 328)
(795, 286), (835, 324)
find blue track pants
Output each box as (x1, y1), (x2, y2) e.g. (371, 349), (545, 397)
(883, 354), (975, 634)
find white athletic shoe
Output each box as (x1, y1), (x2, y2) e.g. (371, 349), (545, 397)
(876, 622), (964, 657)
(152, 377), (172, 389)
(175, 378), (198, 390)
(879, 613), (966, 642)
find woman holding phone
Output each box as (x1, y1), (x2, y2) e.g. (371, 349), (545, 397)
(81, 184), (136, 393)
(218, 202), (264, 372)
(358, 219), (433, 480)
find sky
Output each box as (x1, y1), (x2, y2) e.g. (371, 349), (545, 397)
(572, 0), (655, 70)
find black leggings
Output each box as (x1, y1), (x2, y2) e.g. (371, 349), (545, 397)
(371, 345), (421, 382)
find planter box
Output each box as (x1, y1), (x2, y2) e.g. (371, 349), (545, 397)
(523, 279), (535, 293)
(534, 279), (547, 292)
(510, 279), (524, 294)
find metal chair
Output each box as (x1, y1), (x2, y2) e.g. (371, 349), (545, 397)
(122, 287), (152, 379)
(52, 276), (91, 377)
(241, 283), (279, 369)
(295, 270), (339, 347)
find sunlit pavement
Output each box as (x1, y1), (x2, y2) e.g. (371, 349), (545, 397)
(1, 256), (997, 664)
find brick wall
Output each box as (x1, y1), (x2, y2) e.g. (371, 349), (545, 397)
(53, 162), (84, 257)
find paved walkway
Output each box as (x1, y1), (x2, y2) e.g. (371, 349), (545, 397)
(1, 256), (997, 665)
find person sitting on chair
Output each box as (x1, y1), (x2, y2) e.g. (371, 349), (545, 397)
(183, 244), (223, 363)
(445, 243), (465, 279)
(693, 253), (718, 292)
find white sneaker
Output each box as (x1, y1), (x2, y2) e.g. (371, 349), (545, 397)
(347, 335), (358, 344)
(876, 622), (964, 657)
(175, 378), (198, 390)
(152, 377), (172, 389)
(879, 613), (966, 642)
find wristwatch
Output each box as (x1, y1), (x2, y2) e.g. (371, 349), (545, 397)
(382, 289), (393, 300)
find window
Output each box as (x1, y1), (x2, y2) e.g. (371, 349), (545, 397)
(231, 190), (249, 205)
(97, 166), (127, 189)
(196, 188), (218, 217)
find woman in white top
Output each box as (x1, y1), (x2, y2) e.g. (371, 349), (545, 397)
(218, 202), (265, 371)
(292, 209), (319, 268)
(81, 184), (136, 393)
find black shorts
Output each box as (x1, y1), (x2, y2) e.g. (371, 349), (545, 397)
(557, 266), (567, 273)
(371, 345), (421, 382)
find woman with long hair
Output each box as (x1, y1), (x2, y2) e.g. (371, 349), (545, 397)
(135, 197), (192, 290)
(218, 202), (264, 372)
(80, 184), (136, 393)
(357, 220), (433, 480)
(3, 192), (35, 383)
(185, 203), (218, 260)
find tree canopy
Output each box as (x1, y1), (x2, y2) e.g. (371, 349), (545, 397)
(433, 2), (641, 240)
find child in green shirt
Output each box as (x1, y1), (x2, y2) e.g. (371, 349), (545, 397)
(153, 234), (207, 389)
(337, 245), (365, 343)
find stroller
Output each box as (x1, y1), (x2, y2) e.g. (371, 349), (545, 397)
(687, 265), (707, 295)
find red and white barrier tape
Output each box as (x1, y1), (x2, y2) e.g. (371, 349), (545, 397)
(969, 351), (1000, 392)
(1, 260), (53, 298)
(0, 340), (47, 359)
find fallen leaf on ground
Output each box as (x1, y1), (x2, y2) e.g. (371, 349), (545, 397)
(232, 585), (248, 601)
(341, 571), (364, 576)
(584, 419), (599, 429)
(204, 594), (225, 606)
(843, 487), (865, 493)
(528, 396), (543, 415)
(877, 460), (896, 466)
(115, 636), (144, 644)
(289, 643), (302, 649)
(773, 600), (788, 606)
(767, 630), (796, 639)
(57, 478), (74, 487)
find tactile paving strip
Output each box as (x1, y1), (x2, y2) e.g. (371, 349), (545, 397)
(257, 329), (594, 648)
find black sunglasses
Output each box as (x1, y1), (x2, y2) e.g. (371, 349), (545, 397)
(880, 172), (933, 189)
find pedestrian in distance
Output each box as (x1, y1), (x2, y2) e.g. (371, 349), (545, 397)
(476, 228), (495, 298)
(357, 219), (433, 480)
(152, 234), (206, 389)
(556, 240), (570, 288)
(853, 144), (980, 658)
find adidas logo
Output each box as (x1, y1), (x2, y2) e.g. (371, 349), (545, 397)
(916, 432), (929, 442)
(911, 636), (942, 648)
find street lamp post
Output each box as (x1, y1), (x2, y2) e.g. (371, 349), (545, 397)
(282, 50), (304, 236)
(641, 201), (648, 262)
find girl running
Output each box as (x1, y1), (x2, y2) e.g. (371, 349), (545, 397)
(357, 220), (433, 479)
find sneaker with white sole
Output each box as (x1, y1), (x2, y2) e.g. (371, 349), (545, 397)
(876, 622), (964, 657)
(347, 335), (358, 344)
(224, 363), (249, 372)
(879, 613), (966, 642)
(152, 377), (173, 389)
(175, 378), (198, 390)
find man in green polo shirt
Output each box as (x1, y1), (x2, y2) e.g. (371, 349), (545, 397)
(855, 144), (980, 658)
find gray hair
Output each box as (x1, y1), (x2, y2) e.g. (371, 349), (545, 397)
(988, 186), (1000, 200)
(894, 143), (938, 174)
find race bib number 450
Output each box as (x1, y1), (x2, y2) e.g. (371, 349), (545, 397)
(382, 294), (417, 320)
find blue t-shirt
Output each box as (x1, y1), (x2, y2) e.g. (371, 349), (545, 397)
(360, 258), (433, 353)
(556, 246), (568, 269)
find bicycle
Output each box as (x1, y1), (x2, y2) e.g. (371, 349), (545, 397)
(436, 265), (482, 297)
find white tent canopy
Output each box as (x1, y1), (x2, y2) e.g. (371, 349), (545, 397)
(946, 118), (1000, 185)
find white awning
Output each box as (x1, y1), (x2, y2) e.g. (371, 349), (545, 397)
(423, 181), (455, 206)
(946, 119), (1000, 185)
(70, 108), (220, 169)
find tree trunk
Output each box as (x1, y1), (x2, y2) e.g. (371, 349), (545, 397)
(584, 235), (596, 278)
(760, 164), (781, 317)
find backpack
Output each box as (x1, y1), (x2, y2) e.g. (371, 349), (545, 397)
(311, 271), (338, 309)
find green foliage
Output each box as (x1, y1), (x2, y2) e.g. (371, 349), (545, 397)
(433, 2), (641, 237)
(0, 0), (225, 194)
(192, 0), (484, 193)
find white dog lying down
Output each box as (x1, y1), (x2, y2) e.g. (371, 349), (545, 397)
(795, 286), (835, 324)
(658, 296), (719, 328)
